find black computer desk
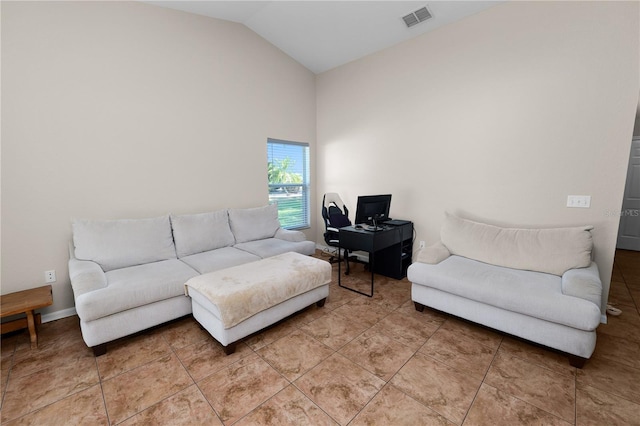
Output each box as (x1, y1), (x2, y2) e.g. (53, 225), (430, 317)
(338, 221), (413, 297)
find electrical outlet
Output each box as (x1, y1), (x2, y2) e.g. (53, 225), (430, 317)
(419, 241), (425, 249)
(45, 270), (56, 283)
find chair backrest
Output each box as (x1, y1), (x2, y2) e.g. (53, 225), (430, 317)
(322, 193), (351, 230)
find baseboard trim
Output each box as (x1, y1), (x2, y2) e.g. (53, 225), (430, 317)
(42, 307), (77, 323)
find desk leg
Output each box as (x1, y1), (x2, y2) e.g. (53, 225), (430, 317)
(338, 243), (342, 285)
(338, 250), (374, 298)
(26, 310), (38, 349)
(369, 251), (375, 295)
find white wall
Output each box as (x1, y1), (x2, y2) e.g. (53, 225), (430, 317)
(317, 1), (639, 314)
(1, 1), (316, 315)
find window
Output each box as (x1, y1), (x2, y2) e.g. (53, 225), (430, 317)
(267, 138), (310, 229)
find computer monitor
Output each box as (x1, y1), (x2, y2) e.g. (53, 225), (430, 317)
(354, 194), (392, 226)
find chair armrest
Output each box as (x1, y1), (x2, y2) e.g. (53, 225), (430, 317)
(562, 262), (602, 309)
(68, 258), (107, 299)
(416, 241), (451, 264)
(275, 228), (306, 242)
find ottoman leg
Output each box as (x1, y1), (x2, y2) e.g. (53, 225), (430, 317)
(316, 298), (326, 308)
(414, 301), (425, 312)
(223, 342), (236, 355)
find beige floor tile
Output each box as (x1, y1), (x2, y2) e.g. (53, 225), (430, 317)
(597, 310), (640, 343)
(1, 334), (18, 360)
(395, 300), (449, 325)
(243, 318), (299, 351)
(199, 353), (288, 424)
(439, 318), (503, 351)
(14, 317), (83, 352)
(351, 384), (454, 426)
(620, 263), (640, 279)
(484, 352), (575, 423)
(322, 283), (358, 311)
(332, 296), (391, 327)
(337, 277), (377, 297)
(339, 329), (415, 381)
(176, 338), (252, 382)
(158, 316), (211, 350)
(96, 332), (172, 381)
(292, 303), (330, 325)
(258, 330), (334, 381)
(102, 353), (193, 424)
(295, 353), (385, 425)
(369, 310), (440, 351)
(367, 279), (411, 310)
(576, 384), (640, 426)
(498, 337), (576, 377)
(630, 289), (640, 309)
(608, 281), (636, 308)
(1, 367), (9, 404)
(10, 337), (93, 380)
(420, 326), (496, 379)
(627, 279), (640, 290)
(299, 311), (369, 350)
(592, 333), (640, 370)
(119, 385), (221, 426)
(2, 384), (108, 426)
(463, 383), (571, 426)
(390, 352), (482, 424)
(1, 354), (99, 422)
(236, 385), (338, 425)
(577, 356), (640, 404)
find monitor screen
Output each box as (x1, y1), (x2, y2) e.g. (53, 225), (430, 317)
(354, 194), (392, 225)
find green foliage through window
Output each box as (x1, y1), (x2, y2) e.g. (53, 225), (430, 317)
(267, 139), (310, 229)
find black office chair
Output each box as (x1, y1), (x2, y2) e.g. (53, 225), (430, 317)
(322, 193), (356, 274)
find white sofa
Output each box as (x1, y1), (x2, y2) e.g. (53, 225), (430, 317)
(68, 204), (315, 355)
(407, 213), (603, 368)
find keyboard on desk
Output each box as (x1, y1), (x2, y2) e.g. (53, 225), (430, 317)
(362, 224), (388, 231)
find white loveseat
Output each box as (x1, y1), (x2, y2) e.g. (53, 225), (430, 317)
(407, 213), (603, 367)
(68, 204), (315, 355)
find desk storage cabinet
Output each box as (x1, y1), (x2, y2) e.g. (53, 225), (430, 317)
(373, 221), (413, 279)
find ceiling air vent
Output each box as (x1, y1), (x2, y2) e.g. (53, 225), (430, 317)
(402, 6), (432, 28)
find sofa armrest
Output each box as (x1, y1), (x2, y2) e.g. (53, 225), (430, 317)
(68, 257), (108, 299)
(274, 228), (306, 243)
(561, 262), (602, 309)
(416, 241), (451, 264)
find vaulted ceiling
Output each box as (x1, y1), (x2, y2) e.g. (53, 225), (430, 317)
(145, 1), (502, 74)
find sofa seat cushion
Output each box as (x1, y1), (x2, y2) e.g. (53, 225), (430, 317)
(170, 210), (235, 258)
(407, 255), (601, 331)
(75, 259), (198, 322)
(234, 238), (316, 258)
(73, 215), (177, 272)
(179, 247), (261, 275)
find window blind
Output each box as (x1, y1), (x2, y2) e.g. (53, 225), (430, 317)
(267, 138), (310, 229)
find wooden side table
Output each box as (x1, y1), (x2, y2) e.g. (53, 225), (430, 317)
(1, 285), (53, 349)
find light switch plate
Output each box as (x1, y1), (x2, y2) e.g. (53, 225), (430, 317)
(567, 195), (591, 208)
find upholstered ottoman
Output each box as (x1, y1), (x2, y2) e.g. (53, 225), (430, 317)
(185, 252), (331, 354)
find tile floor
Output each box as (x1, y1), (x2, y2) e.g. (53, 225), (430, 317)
(1, 250), (639, 425)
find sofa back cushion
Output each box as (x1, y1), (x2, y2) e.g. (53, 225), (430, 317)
(170, 210), (235, 258)
(441, 212), (593, 276)
(72, 215), (176, 272)
(228, 204), (281, 243)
